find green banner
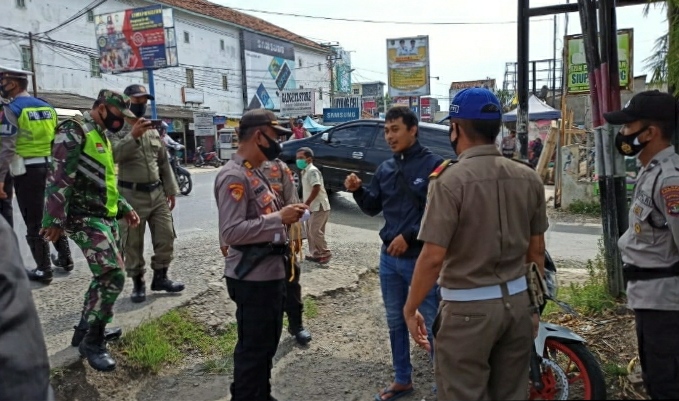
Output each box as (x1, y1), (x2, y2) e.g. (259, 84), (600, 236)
(565, 29), (633, 94)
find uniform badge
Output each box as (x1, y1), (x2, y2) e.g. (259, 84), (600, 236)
(272, 165), (279, 172)
(95, 143), (105, 153)
(229, 183), (244, 202)
(634, 223), (641, 234)
(272, 184), (282, 193)
(633, 205), (642, 217)
(661, 185), (679, 216)
(429, 159), (454, 179)
(262, 192), (273, 205)
(251, 178), (261, 187)
(245, 170), (254, 177)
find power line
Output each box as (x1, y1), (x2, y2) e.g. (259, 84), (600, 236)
(37, 0), (108, 35)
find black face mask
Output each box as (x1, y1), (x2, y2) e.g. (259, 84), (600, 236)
(102, 106), (125, 133)
(450, 124), (460, 155)
(615, 126), (649, 157)
(258, 131), (282, 161)
(130, 103), (147, 118)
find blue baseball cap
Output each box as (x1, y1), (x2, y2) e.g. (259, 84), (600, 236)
(444, 87), (502, 121)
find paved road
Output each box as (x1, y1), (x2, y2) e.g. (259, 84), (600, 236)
(9, 169), (602, 367)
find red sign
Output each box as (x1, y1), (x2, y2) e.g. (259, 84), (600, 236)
(421, 97), (431, 118)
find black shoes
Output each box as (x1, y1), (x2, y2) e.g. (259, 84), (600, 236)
(51, 235), (74, 272)
(289, 326), (312, 346)
(131, 274), (146, 303)
(150, 268), (185, 293)
(78, 322), (116, 372)
(26, 267), (53, 284)
(71, 316), (122, 347)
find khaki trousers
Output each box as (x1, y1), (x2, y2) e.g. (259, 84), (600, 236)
(433, 290), (533, 401)
(119, 187), (176, 277)
(305, 210), (330, 259)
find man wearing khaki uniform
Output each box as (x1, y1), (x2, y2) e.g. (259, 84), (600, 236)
(404, 88), (548, 400)
(107, 84), (184, 303)
(297, 147), (331, 263)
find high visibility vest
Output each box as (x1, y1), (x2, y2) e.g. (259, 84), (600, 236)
(76, 120), (119, 218)
(8, 96), (57, 158)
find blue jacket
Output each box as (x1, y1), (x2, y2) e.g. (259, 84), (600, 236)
(353, 141), (444, 258)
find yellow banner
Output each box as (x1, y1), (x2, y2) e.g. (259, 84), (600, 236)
(389, 67), (427, 91)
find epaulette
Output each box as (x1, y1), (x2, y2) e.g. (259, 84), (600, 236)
(429, 159), (456, 179)
(510, 158), (534, 170)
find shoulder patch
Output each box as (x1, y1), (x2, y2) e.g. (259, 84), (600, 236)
(228, 183), (244, 202)
(429, 159), (456, 179)
(661, 185), (679, 215)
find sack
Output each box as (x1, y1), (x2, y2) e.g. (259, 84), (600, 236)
(527, 262), (548, 307)
(9, 154), (26, 177)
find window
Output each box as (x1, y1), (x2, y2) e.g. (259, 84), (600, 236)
(220, 39), (225, 51)
(318, 63), (322, 72)
(299, 85), (304, 89)
(329, 125), (372, 148)
(186, 68), (194, 88)
(222, 74), (228, 91)
(87, 10), (94, 22)
(298, 58), (302, 67)
(418, 127), (457, 158)
(20, 46), (31, 71)
(352, 88), (359, 95)
(16, 0), (25, 8)
(142, 70), (149, 84)
(90, 56), (101, 78)
(183, 31), (190, 44)
(318, 88), (323, 100)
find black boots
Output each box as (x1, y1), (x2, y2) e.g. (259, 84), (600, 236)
(131, 274), (146, 303)
(26, 236), (53, 284)
(150, 268), (185, 293)
(79, 321), (116, 372)
(288, 311), (312, 345)
(51, 235), (74, 272)
(71, 316), (122, 347)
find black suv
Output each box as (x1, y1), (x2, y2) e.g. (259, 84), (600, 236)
(279, 119), (457, 192)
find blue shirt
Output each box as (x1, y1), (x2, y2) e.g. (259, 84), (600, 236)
(353, 141), (444, 258)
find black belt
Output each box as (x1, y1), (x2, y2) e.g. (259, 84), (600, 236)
(231, 242), (289, 279)
(623, 262), (679, 282)
(118, 180), (161, 192)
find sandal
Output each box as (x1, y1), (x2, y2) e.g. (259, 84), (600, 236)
(374, 385), (414, 401)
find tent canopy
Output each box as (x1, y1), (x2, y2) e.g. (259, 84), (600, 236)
(502, 94), (561, 122)
(303, 116), (331, 133)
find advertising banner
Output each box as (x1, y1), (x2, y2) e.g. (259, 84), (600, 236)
(333, 47), (352, 94)
(280, 89), (315, 116)
(386, 36), (430, 97)
(193, 111), (216, 137)
(565, 28), (633, 94)
(421, 97), (431, 119)
(333, 96), (361, 108)
(242, 31), (297, 111)
(448, 79), (496, 101)
(95, 5), (178, 74)
(323, 108), (360, 123)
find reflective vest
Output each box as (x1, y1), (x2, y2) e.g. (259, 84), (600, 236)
(8, 96), (57, 157)
(76, 119), (119, 218)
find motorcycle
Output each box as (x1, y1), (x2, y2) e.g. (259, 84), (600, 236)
(529, 251), (607, 400)
(193, 145), (222, 168)
(167, 143), (192, 196)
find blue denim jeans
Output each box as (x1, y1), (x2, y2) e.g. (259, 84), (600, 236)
(379, 251), (439, 386)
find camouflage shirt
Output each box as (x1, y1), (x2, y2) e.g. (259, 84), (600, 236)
(43, 112), (133, 228)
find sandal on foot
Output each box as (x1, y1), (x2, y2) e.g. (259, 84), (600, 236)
(374, 386), (414, 401)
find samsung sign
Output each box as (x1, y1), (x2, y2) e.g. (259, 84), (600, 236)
(323, 107), (360, 123)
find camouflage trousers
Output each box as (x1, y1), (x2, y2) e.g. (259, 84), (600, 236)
(67, 217), (125, 324)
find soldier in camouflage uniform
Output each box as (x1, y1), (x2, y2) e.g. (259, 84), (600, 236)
(41, 89), (140, 372)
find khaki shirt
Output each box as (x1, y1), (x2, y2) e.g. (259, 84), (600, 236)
(618, 146), (679, 310)
(418, 144), (549, 289)
(301, 163), (330, 212)
(214, 154), (288, 281)
(107, 121), (179, 196)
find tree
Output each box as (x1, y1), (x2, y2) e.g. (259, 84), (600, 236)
(376, 93), (393, 113)
(494, 89), (513, 112)
(644, 1), (679, 94)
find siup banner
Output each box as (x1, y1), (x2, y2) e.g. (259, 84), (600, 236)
(386, 35), (431, 97)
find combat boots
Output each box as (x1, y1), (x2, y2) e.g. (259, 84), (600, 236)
(79, 321), (116, 372)
(130, 274), (146, 303)
(25, 236), (53, 284)
(51, 235), (74, 272)
(287, 309), (312, 346)
(71, 315), (123, 347)
(150, 268), (185, 293)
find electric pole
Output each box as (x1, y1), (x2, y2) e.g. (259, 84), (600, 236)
(28, 32), (38, 97)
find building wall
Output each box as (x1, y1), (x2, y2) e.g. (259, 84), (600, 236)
(294, 48), (331, 115)
(1, 0), (331, 116)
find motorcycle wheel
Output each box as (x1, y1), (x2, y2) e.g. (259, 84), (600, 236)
(177, 172), (192, 195)
(530, 340), (607, 400)
(213, 159), (221, 168)
(194, 160), (203, 168)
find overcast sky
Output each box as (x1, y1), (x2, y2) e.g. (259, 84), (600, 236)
(215, 0), (667, 102)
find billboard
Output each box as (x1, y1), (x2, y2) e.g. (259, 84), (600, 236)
(333, 47), (352, 94)
(193, 111), (216, 137)
(565, 28), (633, 94)
(421, 97), (431, 119)
(449, 79), (496, 101)
(333, 96), (361, 108)
(280, 89), (315, 116)
(242, 31), (297, 111)
(323, 108), (360, 123)
(94, 5), (178, 74)
(386, 35), (430, 97)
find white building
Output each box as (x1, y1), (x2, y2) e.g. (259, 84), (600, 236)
(1, 0), (334, 121)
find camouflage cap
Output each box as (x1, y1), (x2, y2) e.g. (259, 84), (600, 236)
(96, 89), (136, 118)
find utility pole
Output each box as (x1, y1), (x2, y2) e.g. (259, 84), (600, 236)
(28, 32), (38, 97)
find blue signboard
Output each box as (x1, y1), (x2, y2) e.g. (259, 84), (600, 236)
(323, 108), (360, 123)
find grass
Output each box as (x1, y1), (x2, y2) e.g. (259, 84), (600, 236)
(603, 362), (629, 377)
(566, 199), (602, 217)
(117, 297), (319, 374)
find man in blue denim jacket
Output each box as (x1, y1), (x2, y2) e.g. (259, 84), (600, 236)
(345, 106), (445, 401)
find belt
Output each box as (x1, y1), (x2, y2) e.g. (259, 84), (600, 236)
(623, 262), (679, 282)
(118, 180), (162, 192)
(24, 156), (51, 165)
(440, 276), (528, 302)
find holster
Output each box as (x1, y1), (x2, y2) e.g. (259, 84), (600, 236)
(526, 262), (547, 308)
(231, 242), (289, 279)
(623, 262), (679, 285)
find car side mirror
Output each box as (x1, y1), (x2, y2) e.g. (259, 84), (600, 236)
(321, 132), (329, 142)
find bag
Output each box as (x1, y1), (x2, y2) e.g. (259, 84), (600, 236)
(9, 154), (26, 177)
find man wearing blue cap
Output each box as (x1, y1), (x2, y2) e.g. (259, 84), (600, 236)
(404, 87), (549, 400)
